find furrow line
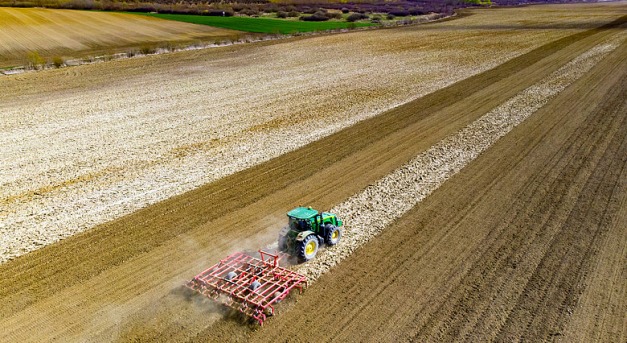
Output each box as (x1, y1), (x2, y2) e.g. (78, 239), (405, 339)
(293, 37), (623, 281)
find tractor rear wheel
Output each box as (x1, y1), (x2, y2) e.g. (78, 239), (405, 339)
(324, 224), (342, 246)
(298, 235), (319, 262)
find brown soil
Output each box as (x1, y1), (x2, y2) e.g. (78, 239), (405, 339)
(0, 8), (241, 69)
(2, 2), (622, 262)
(0, 8), (624, 343)
(243, 30), (627, 343)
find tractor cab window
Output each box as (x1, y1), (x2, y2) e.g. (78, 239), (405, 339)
(289, 217), (311, 231)
(288, 217), (298, 230)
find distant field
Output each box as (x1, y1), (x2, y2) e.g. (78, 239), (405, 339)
(0, 7), (241, 68)
(136, 13), (374, 33)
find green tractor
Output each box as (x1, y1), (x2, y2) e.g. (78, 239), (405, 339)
(278, 206), (343, 262)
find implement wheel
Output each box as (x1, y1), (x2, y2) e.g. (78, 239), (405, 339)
(324, 224), (341, 246)
(298, 235), (319, 262)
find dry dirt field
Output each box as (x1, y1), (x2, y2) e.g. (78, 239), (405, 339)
(0, 2), (625, 342)
(0, 7), (240, 68)
(2, 2), (625, 263)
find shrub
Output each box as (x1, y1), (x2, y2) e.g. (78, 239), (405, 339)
(126, 49), (138, 57)
(341, 7), (349, 14)
(326, 11), (342, 19)
(387, 13), (395, 20)
(240, 8), (259, 16)
(52, 56), (65, 68)
(389, 9), (409, 17)
(264, 4), (278, 13)
(158, 42), (177, 52)
(346, 13), (368, 22)
(287, 11), (300, 17)
(300, 11), (329, 21)
(139, 45), (156, 55)
(409, 8), (424, 16)
(276, 11), (287, 18)
(27, 51), (45, 69)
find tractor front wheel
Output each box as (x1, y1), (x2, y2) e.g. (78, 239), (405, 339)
(324, 224), (342, 246)
(298, 235), (319, 262)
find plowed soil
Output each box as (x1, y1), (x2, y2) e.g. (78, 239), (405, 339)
(2, 2), (624, 263)
(245, 30), (627, 343)
(0, 4), (625, 343)
(0, 7), (240, 68)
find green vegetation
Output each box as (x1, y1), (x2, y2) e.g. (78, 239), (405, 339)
(26, 51), (45, 69)
(464, 0), (492, 4)
(134, 13), (374, 34)
(52, 56), (65, 68)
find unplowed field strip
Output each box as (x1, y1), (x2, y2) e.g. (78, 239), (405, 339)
(0, 7), (240, 68)
(0, 15), (625, 343)
(241, 37), (626, 343)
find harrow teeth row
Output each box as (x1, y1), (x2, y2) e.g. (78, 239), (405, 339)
(186, 250), (307, 325)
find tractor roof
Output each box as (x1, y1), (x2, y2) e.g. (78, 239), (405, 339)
(287, 206), (318, 219)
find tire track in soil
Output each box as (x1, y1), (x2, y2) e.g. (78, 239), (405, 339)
(241, 39), (626, 343)
(559, 140), (627, 342)
(413, 51), (626, 342)
(494, 66), (626, 342)
(0, 15), (624, 343)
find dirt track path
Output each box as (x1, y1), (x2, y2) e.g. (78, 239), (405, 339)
(0, 11), (625, 343)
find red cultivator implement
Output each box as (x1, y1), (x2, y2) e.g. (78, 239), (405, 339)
(185, 250), (307, 325)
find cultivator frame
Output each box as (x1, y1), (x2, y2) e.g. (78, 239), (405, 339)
(185, 250), (307, 325)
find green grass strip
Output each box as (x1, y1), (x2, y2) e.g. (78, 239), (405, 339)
(134, 13), (374, 34)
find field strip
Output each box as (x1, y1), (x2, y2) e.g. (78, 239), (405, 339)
(0, 50), (522, 262)
(0, 7), (240, 70)
(291, 36), (624, 281)
(2, 6), (623, 264)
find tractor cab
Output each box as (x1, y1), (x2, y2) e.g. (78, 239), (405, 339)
(279, 206), (343, 262)
(287, 207), (318, 231)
